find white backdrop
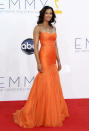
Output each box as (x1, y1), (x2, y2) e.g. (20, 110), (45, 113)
(0, 0), (89, 101)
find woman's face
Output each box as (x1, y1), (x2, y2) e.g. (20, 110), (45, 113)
(44, 9), (53, 22)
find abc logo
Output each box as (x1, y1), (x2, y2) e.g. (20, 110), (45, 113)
(21, 38), (34, 55)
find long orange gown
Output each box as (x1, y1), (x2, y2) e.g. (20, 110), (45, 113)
(12, 32), (70, 128)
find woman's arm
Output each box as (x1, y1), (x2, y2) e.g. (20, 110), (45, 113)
(54, 26), (61, 65)
(33, 25), (41, 65)
(55, 40), (61, 65)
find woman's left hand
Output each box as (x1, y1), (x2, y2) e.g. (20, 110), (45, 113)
(57, 62), (62, 71)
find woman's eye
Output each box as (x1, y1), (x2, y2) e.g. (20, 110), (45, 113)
(45, 12), (52, 14)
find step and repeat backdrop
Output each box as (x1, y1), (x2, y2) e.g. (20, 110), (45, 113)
(0, 0), (89, 101)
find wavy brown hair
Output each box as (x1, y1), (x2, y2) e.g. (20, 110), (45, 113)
(37, 6), (56, 28)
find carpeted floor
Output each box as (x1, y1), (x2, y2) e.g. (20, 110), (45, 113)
(0, 98), (89, 131)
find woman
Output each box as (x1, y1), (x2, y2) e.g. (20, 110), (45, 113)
(13, 5), (70, 128)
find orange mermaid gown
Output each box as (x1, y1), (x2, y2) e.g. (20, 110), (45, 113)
(12, 32), (70, 128)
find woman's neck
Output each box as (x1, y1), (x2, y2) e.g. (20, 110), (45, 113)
(42, 21), (49, 27)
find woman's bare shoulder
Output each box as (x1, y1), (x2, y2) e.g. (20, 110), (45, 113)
(33, 24), (42, 33)
(52, 25), (56, 31)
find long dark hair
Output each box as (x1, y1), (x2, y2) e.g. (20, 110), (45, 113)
(37, 6), (56, 28)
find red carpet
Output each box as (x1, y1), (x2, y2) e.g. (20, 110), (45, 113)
(0, 98), (89, 131)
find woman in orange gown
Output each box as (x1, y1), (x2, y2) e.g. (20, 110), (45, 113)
(12, 6), (70, 128)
